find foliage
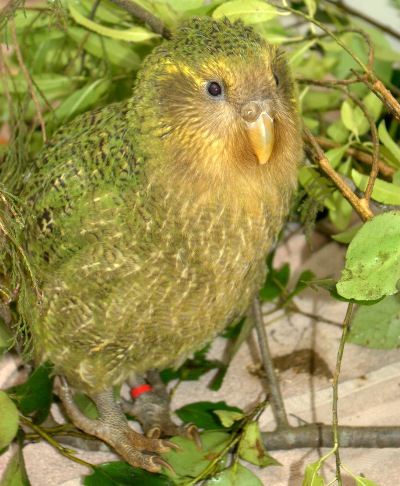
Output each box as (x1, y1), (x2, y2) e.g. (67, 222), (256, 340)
(348, 294), (400, 349)
(0, 390), (19, 451)
(0, 0), (399, 485)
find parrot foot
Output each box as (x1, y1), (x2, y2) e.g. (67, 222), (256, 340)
(58, 378), (180, 473)
(122, 371), (202, 450)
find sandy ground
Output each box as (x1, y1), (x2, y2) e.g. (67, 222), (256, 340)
(1, 230), (399, 486)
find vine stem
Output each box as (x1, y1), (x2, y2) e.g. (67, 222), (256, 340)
(342, 88), (380, 205)
(351, 70), (400, 124)
(303, 123), (374, 222)
(19, 415), (94, 468)
(323, 0), (400, 42)
(252, 297), (289, 429)
(269, 1), (373, 77)
(107, 0), (171, 39)
(308, 135), (395, 179)
(191, 401), (267, 483)
(332, 303), (354, 485)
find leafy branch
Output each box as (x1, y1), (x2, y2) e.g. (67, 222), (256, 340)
(0, 0), (399, 485)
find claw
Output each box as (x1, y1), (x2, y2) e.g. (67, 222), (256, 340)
(187, 424), (202, 451)
(163, 439), (182, 452)
(146, 426), (161, 439)
(153, 456), (175, 474)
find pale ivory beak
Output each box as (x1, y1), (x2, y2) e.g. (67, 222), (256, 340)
(242, 101), (275, 165)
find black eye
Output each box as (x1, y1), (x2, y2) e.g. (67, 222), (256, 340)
(273, 73), (279, 86)
(207, 81), (222, 97)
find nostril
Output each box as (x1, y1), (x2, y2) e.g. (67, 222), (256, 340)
(241, 101), (262, 123)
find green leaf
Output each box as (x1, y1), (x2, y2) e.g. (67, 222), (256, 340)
(325, 145), (349, 170)
(84, 462), (173, 485)
(337, 211), (400, 300)
(302, 116), (320, 133)
(352, 169), (400, 205)
(162, 430), (231, 478)
(221, 317), (245, 339)
(68, 0), (160, 42)
(0, 320), (13, 352)
(340, 99), (376, 138)
(205, 463), (263, 485)
(327, 190), (353, 231)
(301, 90), (341, 113)
(212, 0), (278, 24)
(302, 461), (324, 486)
(259, 254), (290, 301)
(342, 92), (382, 137)
(130, 0), (177, 28)
(0, 442), (31, 486)
(238, 422), (281, 467)
(358, 22), (399, 64)
(339, 91), (383, 138)
(211, 318), (252, 391)
(304, 278), (384, 306)
(160, 345), (224, 385)
(0, 391), (19, 450)
(354, 476), (380, 486)
(364, 92), (384, 121)
(348, 295), (400, 349)
(341, 100), (360, 137)
(78, 0), (130, 24)
(305, 0), (317, 18)
(175, 401), (242, 430)
(10, 364), (54, 424)
(0, 73), (76, 99)
(213, 410), (244, 428)
(165, 0), (204, 11)
(285, 269), (315, 302)
(74, 392), (99, 419)
(378, 120), (400, 168)
(332, 224), (362, 243)
(327, 120), (349, 144)
(55, 78), (111, 123)
(298, 167), (335, 210)
(67, 27), (142, 71)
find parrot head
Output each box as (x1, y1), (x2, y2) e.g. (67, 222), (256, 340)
(130, 17), (302, 212)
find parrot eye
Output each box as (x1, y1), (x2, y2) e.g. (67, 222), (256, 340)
(207, 81), (223, 97)
(273, 73), (279, 86)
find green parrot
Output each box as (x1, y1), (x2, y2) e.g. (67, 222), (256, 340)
(20, 17), (302, 472)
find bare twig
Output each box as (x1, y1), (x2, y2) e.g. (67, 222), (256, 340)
(262, 425), (400, 449)
(332, 303), (353, 485)
(286, 301), (342, 328)
(340, 27), (374, 72)
(20, 415), (94, 468)
(303, 124), (374, 222)
(107, 0), (171, 39)
(269, 2), (374, 79)
(324, 0), (400, 42)
(10, 18), (46, 143)
(252, 297), (289, 429)
(299, 76), (360, 87)
(313, 136), (395, 179)
(344, 89), (380, 204)
(351, 69), (400, 124)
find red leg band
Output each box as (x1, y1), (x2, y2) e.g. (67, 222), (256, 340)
(130, 384), (152, 400)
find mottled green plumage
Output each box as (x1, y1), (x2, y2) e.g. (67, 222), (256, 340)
(21, 18), (301, 462)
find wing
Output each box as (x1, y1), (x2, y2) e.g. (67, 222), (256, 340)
(23, 100), (139, 272)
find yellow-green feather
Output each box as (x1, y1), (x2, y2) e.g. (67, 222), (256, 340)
(21, 18), (302, 392)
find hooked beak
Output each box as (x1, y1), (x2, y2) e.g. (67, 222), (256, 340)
(241, 101), (274, 165)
